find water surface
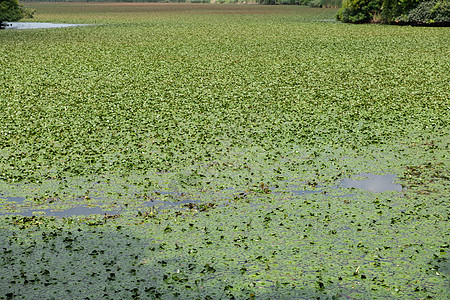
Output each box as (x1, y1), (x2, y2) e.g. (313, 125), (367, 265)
(1, 205), (119, 217)
(340, 173), (403, 192)
(4, 22), (91, 30)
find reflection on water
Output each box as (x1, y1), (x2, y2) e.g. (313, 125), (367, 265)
(340, 173), (403, 192)
(4, 22), (91, 30)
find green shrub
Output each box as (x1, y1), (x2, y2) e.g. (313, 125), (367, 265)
(278, 0), (297, 4)
(21, 7), (35, 19)
(381, 0), (422, 23)
(336, 0), (382, 23)
(337, 0), (449, 23)
(0, 0), (23, 25)
(310, 0), (323, 6)
(405, 0), (449, 23)
(310, 0), (342, 7)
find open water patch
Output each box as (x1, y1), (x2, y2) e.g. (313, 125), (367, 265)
(340, 173), (403, 193)
(0, 194), (120, 217)
(3, 22), (92, 30)
(22, 206), (119, 217)
(290, 189), (321, 196)
(144, 199), (200, 210)
(0, 205), (120, 217)
(0, 196), (26, 204)
(315, 19), (338, 22)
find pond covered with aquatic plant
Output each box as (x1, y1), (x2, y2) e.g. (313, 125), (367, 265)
(0, 3), (448, 298)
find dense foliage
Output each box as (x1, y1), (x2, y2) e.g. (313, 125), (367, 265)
(402, 0), (450, 24)
(0, 0), (22, 25)
(336, 0), (382, 23)
(0, 0), (34, 28)
(337, 0), (449, 24)
(0, 3), (448, 299)
(380, 0), (422, 22)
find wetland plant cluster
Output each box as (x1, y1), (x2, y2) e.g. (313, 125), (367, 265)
(0, 3), (449, 299)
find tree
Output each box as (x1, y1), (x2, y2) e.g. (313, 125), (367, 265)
(336, 0), (383, 23)
(381, 0), (422, 22)
(0, 0), (24, 28)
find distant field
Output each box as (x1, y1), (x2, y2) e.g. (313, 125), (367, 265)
(21, 2), (338, 22)
(1, 3), (448, 298)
